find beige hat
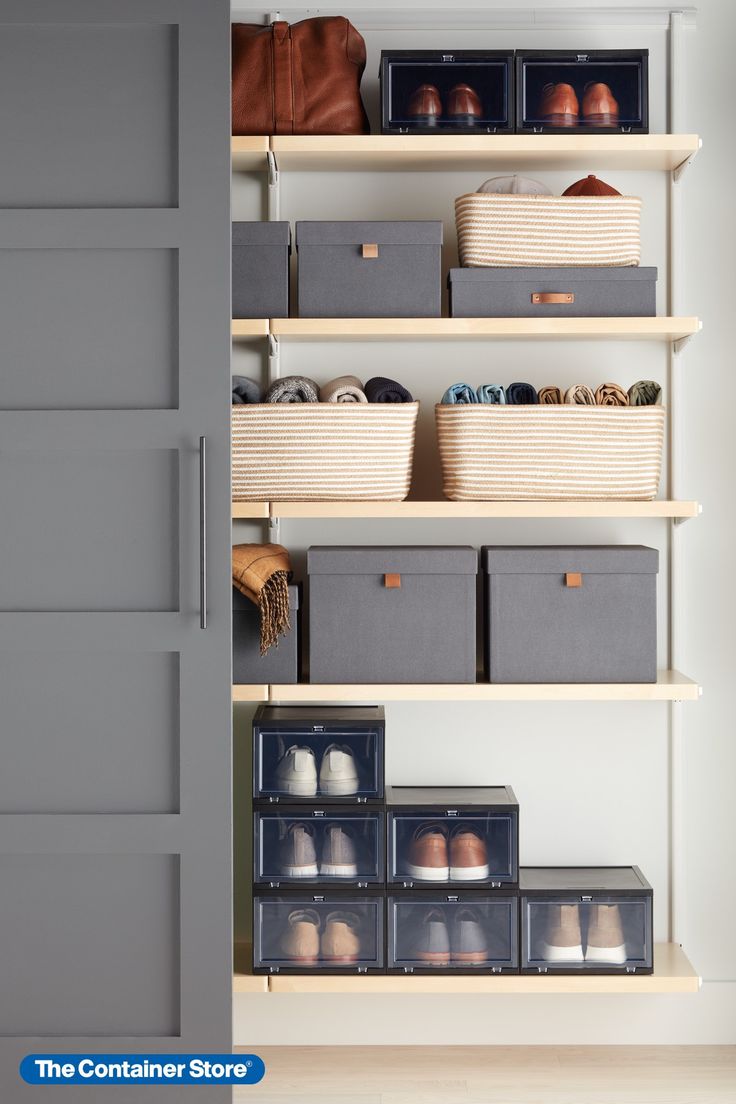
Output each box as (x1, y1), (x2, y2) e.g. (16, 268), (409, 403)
(477, 174), (552, 196)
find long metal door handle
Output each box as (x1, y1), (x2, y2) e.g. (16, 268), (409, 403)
(199, 436), (207, 629)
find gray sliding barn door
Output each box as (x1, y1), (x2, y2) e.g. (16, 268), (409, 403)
(0, 2), (232, 1100)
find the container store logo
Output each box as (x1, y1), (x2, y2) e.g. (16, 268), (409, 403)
(20, 1053), (265, 1086)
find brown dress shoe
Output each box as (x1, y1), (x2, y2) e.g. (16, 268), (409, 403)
(321, 910), (361, 964)
(449, 825), (489, 881)
(446, 83), (483, 124)
(280, 908), (320, 965)
(582, 81), (619, 127)
(406, 823), (449, 881)
(538, 82), (579, 127)
(407, 83), (442, 125)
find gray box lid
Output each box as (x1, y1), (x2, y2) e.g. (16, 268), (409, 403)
(482, 545), (658, 575)
(233, 582), (300, 612)
(232, 221), (291, 247)
(296, 220), (443, 247)
(308, 545), (477, 575)
(520, 866), (652, 892)
(387, 785), (517, 808)
(449, 266), (657, 285)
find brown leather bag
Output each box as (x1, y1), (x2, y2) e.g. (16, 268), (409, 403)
(232, 18), (370, 135)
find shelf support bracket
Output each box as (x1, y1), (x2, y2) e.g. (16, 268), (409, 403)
(672, 145), (699, 183)
(267, 150), (280, 221)
(268, 513), (281, 544)
(268, 333), (280, 382)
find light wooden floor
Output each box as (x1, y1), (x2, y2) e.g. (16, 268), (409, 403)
(235, 1046), (736, 1104)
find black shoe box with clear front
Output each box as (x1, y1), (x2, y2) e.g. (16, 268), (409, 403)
(254, 806), (385, 889)
(253, 890), (386, 975)
(252, 706), (385, 805)
(386, 786), (519, 889)
(380, 51), (514, 134)
(387, 890), (519, 974)
(516, 50), (649, 134)
(519, 866), (654, 975)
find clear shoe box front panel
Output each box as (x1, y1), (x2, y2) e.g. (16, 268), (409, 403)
(253, 892), (385, 974)
(388, 893), (518, 974)
(380, 51), (514, 134)
(519, 867), (653, 974)
(253, 706), (384, 803)
(516, 50), (649, 134)
(387, 786), (518, 888)
(254, 808), (385, 887)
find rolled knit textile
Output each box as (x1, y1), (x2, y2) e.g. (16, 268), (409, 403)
(628, 379), (662, 406)
(320, 375), (367, 403)
(506, 382), (539, 405)
(538, 386), (563, 404)
(232, 543), (292, 655)
(595, 382), (629, 406)
(476, 384), (506, 404)
(365, 376), (414, 403)
(442, 383), (478, 405)
(264, 375), (319, 403)
(232, 375), (262, 404)
(565, 384), (596, 405)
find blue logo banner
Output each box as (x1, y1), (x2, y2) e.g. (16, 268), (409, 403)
(20, 1053), (265, 1086)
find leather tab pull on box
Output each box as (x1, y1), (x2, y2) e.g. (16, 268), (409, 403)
(384, 573), (401, 588)
(362, 243), (379, 258)
(532, 292), (574, 304)
(565, 572), (583, 588)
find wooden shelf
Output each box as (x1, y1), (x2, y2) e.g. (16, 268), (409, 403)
(232, 500), (700, 521)
(232, 943), (699, 995)
(264, 135), (701, 174)
(233, 671), (700, 704)
(231, 136), (269, 171)
(231, 318), (269, 338)
(256, 317), (700, 342)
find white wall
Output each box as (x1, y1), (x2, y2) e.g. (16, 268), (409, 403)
(232, 0), (736, 1044)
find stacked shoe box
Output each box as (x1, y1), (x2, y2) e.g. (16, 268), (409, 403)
(252, 706), (386, 974)
(386, 787), (520, 973)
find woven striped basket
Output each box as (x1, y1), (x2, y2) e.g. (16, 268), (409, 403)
(454, 193), (642, 267)
(435, 404), (665, 501)
(232, 403), (419, 501)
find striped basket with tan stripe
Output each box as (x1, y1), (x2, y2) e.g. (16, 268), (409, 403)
(232, 403), (419, 501)
(435, 404), (665, 501)
(454, 193), (642, 268)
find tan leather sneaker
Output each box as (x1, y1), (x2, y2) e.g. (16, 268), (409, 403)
(406, 823), (449, 881)
(280, 908), (320, 965)
(449, 825), (490, 881)
(540, 903), (584, 963)
(585, 903), (627, 964)
(321, 911), (361, 964)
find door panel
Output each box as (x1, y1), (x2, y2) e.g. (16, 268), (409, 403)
(0, 2), (231, 1100)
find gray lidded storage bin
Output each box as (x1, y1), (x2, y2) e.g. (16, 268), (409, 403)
(308, 546), (477, 684)
(448, 266), (657, 318)
(233, 583), (300, 684)
(296, 221), (443, 317)
(482, 546), (658, 684)
(232, 221), (290, 318)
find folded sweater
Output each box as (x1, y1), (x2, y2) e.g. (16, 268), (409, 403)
(264, 375), (320, 403)
(232, 375), (262, 404)
(365, 376), (414, 403)
(320, 375), (367, 403)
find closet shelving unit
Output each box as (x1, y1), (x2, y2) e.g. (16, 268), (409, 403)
(231, 10), (701, 997)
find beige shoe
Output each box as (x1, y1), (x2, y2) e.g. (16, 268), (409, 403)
(280, 908), (320, 965)
(585, 903), (627, 964)
(540, 903), (584, 963)
(321, 910), (361, 964)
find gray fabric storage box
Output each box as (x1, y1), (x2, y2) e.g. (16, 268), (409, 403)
(308, 546), (477, 683)
(482, 546), (658, 683)
(296, 221), (443, 317)
(232, 221), (290, 318)
(233, 584), (300, 684)
(448, 266), (657, 317)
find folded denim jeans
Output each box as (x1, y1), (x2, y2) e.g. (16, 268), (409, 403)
(506, 382), (538, 405)
(476, 384), (506, 404)
(628, 379), (662, 406)
(442, 383), (479, 404)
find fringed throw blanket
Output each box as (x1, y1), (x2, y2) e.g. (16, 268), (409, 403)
(232, 544), (292, 655)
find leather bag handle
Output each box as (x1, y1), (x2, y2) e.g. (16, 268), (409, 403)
(271, 21), (294, 134)
(532, 292), (575, 305)
(565, 572), (583, 588)
(384, 573), (401, 588)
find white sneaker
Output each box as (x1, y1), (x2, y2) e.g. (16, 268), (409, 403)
(275, 746), (317, 796)
(319, 744), (359, 796)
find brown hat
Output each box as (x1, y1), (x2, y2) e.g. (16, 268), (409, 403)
(562, 174), (621, 196)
